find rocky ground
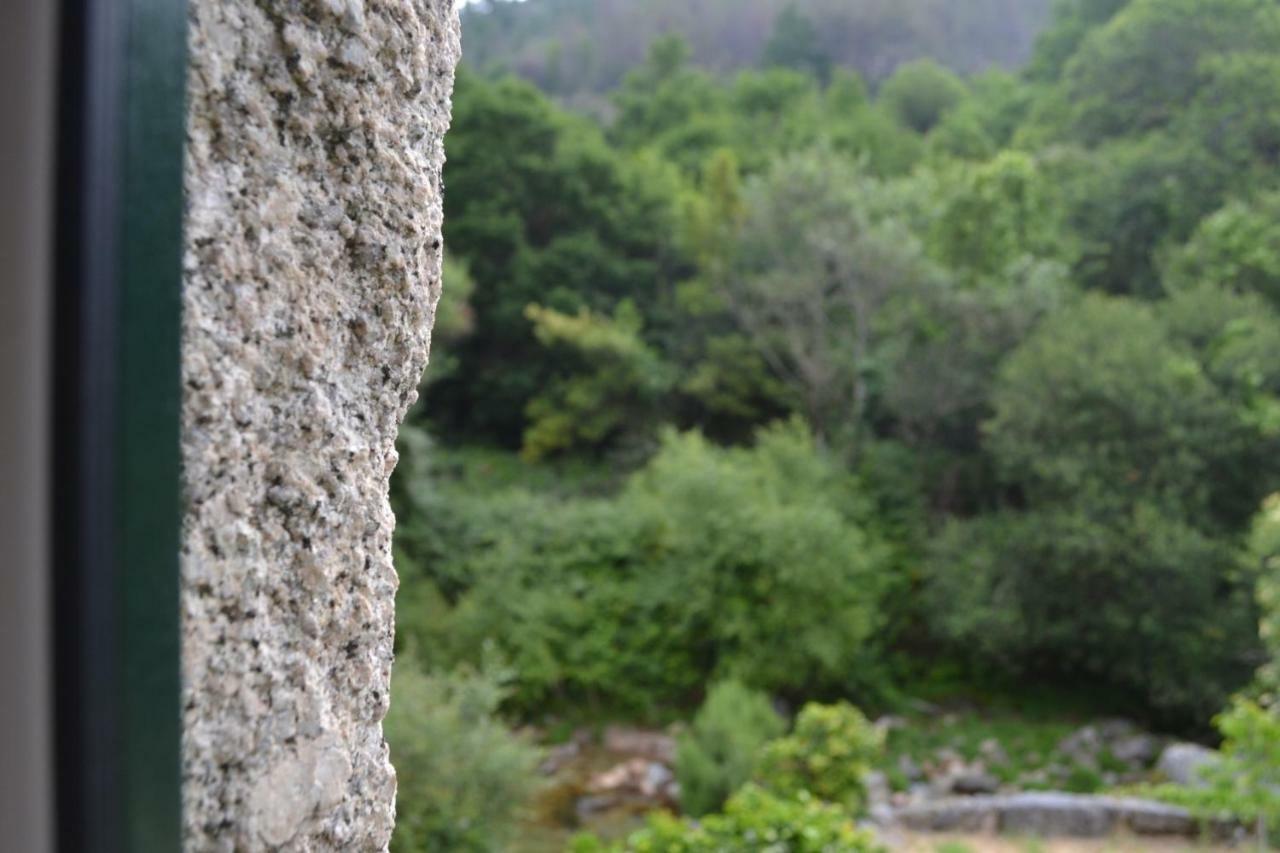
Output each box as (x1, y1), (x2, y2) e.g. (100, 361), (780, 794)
(519, 712), (1235, 851)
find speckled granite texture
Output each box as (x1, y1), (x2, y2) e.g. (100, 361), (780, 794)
(180, 1), (459, 848)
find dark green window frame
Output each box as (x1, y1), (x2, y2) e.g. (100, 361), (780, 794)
(54, 0), (188, 850)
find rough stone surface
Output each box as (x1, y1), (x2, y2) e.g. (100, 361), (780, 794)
(180, 0), (460, 848)
(892, 792), (1243, 840)
(1156, 742), (1221, 787)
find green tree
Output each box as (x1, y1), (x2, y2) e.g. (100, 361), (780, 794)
(724, 150), (941, 449)
(987, 295), (1240, 514)
(926, 295), (1264, 720)
(929, 151), (1073, 278)
(761, 3), (833, 83)
(430, 69), (681, 443)
(1051, 0), (1280, 143)
(675, 681), (785, 817)
(878, 59), (969, 134)
(521, 302), (675, 461)
(1165, 192), (1280, 309)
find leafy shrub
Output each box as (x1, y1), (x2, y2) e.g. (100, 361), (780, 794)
(926, 505), (1257, 723)
(755, 702), (885, 812)
(1145, 699), (1280, 839)
(675, 681), (785, 816)
(402, 423), (894, 715)
(1252, 496), (1280, 691)
(575, 785), (882, 852)
(386, 655), (542, 853)
(1210, 699), (1280, 827)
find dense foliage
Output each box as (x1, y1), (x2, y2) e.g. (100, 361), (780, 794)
(391, 0), (1280, 844)
(395, 424), (894, 716)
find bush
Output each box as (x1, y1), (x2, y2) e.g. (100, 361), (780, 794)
(405, 423), (895, 715)
(1253, 495), (1280, 692)
(577, 785), (882, 852)
(923, 294), (1269, 722)
(386, 655), (542, 853)
(1145, 699), (1280, 840)
(675, 681), (785, 816)
(926, 506), (1257, 722)
(985, 294), (1242, 517)
(755, 702), (885, 812)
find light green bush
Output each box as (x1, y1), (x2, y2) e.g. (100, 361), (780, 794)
(1144, 699), (1280, 840)
(755, 702), (885, 812)
(577, 785), (882, 852)
(1251, 495), (1280, 692)
(401, 423), (894, 716)
(386, 655), (541, 853)
(675, 681), (785, 816)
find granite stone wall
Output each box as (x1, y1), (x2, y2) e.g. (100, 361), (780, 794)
(180, 1), (460, 848)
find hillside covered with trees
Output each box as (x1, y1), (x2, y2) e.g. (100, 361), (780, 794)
(388, 0), (1280, 849)
(461, 0), (1054, 109)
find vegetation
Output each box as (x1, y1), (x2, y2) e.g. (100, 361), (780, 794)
(394, 423), (893, 716)
(389, 0), (1280, 846)
(386, 655), (542, 852)
(573, 785), (882, 852)
(674, 681), (785, 817)
(461, 0), (1054, 108)
(754, 702), (884, 810)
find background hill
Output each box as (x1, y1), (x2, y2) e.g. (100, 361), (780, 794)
(461, 0), (1056, 107)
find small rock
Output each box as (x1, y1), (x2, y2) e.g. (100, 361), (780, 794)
(928, 747), (964, 778)
(908, 782), (933, 804)
(897, 754), (924, 783)
(874, 715), (907, 734)
(1097, 719), (1138, 741)
(1156, 743), (1221, 787)
(538, 741), (580, 776)
(588, 758), (649, 795)
(587, 758), (677, 804)
(1057, 726), (1102, 765)
(602, 727), (676, 764)
(1112, 733), (1159, 767)
(868, 802), (896, 826)
(576, 794), (618, 819)
(642, 762), (675, 799)
(951, 769), (1001, 796)
(1020, 769), (1050, 787)
(979, 738), (1010, 767)
(864, 770), (892, 808)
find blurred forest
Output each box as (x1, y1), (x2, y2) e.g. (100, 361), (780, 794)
(461, 0), (1055, 111)
(388, 0), (1280, 849)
